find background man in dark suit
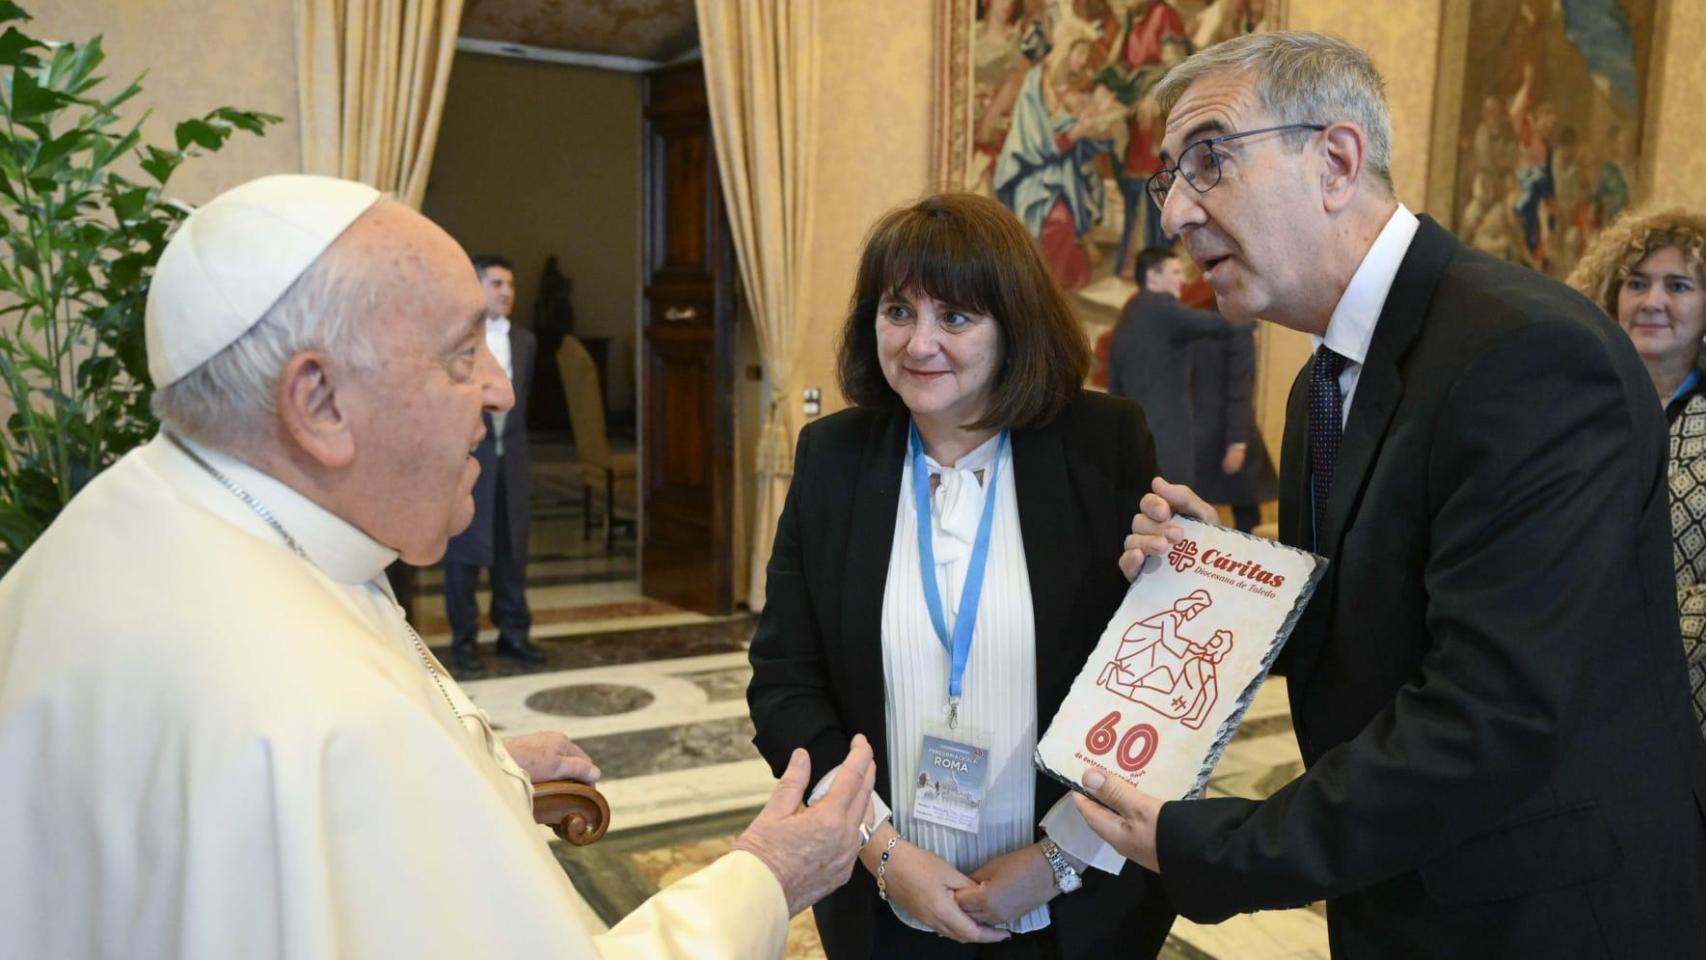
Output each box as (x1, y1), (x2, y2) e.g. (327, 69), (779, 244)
(1187, 322), (1275, 532)
(444, 254), (542, 674)
(1078, 31), (1706, 957)
(1107, 246), (1249, 487)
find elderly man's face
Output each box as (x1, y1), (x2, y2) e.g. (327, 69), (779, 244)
(1157, 71), (1322, 326)
(336, 203), (514, 563)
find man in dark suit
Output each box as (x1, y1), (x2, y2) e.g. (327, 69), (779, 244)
(444, 254), (542, 674)
(1076, 31), (1706, 957)
(1107, 246), (1250, 487)
(1187, 323), (1276, 532)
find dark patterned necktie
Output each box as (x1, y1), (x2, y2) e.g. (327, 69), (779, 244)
(1309, 344), (1351, 547)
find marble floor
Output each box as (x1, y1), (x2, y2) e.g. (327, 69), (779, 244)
(458, 619), (1326, 959)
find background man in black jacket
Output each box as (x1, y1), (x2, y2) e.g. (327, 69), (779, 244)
(1107, 246), (1249, 488)
(443, 254), (542, 674)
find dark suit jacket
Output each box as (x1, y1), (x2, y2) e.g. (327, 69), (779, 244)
(1156, 216), (1706, 957)
(1188, 327), (1277, 507)
(1107, 290), (1246, 487)
(748, 391), (1176, 959)
(444, 323), (535, 568)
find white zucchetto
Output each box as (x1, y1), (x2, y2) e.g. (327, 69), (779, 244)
(144, 174), (383, 387)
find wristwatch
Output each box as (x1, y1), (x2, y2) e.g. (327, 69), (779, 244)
(1040, 838), (1082, 894)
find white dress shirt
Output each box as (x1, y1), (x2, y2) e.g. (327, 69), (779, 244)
(1311, 204), (1421, 426)
(486, 315), (513, 455)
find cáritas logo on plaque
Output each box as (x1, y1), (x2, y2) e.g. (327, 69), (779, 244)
(1035, 517), (1327, 801)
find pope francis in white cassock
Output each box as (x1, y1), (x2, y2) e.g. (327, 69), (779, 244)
(0, 175), (875, 959)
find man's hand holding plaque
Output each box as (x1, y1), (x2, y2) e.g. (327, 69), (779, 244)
(1034, 478), (1326, 868)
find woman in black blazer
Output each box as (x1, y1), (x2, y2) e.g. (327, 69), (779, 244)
(747, 194), (1175, 958)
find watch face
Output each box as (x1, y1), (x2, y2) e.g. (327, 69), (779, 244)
(1058, 870), (1082, 893)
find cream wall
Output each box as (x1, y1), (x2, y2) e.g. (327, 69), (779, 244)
(1647, 0), (1706, 210)
(422, 52), (642, 415)
(805, 0), (937, 415)
(32, 0), (301, 203)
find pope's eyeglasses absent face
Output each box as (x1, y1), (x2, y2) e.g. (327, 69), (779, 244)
(338, 203), (514, 565)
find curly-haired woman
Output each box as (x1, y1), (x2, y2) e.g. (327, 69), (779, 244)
(1570, 208), (1706, 734)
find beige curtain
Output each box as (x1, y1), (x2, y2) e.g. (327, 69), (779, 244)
(696, 0), (819, 612)
(296, 0), (463, 208)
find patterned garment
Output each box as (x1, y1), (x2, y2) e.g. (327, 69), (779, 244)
(1668, 389), (1706, 733)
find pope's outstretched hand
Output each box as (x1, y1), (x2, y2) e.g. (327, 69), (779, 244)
(734, 734), (879, 915)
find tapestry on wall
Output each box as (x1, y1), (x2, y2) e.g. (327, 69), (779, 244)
(935, 0), (1286, 291)
(1430, 0), (1655, 281)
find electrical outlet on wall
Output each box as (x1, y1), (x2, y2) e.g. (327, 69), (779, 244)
(803, 386), (821, 418)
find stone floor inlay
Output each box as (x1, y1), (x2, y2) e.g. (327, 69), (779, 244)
(677, 666), (753, 703)
(570, 716), (760, 780)
(526, 683), (656, 717)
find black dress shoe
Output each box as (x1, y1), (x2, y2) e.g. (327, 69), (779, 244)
(495, 636), (548, 664)
(449, 641), (485, 675)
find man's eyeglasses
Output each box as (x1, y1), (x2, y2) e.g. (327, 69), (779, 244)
(1146, 123), (1327, 211)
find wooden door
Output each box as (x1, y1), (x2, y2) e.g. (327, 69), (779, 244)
(639, 62), (735, 614)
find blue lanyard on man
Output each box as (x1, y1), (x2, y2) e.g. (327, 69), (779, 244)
(909, 422), (1008, 730)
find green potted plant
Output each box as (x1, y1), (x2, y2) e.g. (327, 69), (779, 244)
(0, 2), (279, 573)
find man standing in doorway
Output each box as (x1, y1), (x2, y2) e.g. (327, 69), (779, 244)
(445, 254), (541, 674)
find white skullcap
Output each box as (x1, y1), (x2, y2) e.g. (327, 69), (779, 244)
(145, 174), (383, 387)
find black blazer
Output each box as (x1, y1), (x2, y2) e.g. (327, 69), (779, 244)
(1156, 217), (1706, 957)
(748, 391), (1175, 958)
(444, 323), (535, 568)
(1187, 327), (1277, 507)
(1107, 290), (1246, 487)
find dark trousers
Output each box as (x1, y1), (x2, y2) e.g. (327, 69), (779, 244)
(444, 469), (531, 646)
(1232, 503), (1261, 533)
(863, 907), (1060, 960)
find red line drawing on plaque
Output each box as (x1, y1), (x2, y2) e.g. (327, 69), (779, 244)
(1095, 589), (1234, 730)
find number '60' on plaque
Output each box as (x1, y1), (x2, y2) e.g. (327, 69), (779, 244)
(1034, 517), (1327, 802)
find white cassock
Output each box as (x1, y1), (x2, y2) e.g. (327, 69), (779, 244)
(0, 434), (787, 959)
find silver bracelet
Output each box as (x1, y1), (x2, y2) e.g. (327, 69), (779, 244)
(875, 836), (900, 901)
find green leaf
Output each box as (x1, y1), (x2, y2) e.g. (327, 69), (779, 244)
(138, 144), (178, 184)
(10, 64), (69, 120)
(97, 75), (142, 114)
(0, 501), (45, 562)
(109, 184), (150, 222)
(0, 25), (41, 69)
(57, 35), (106, 96)
(207, 106), (282, 136)
(173, 118), (221, 151)
(32, 127), (89, 173)
(89, 123), (139, 170)
(0, 2), (31, 26)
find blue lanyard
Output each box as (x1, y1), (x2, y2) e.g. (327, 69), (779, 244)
(910, 422), (1008, 728)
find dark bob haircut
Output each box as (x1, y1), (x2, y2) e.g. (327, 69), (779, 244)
(836, 193), (1090, 430)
